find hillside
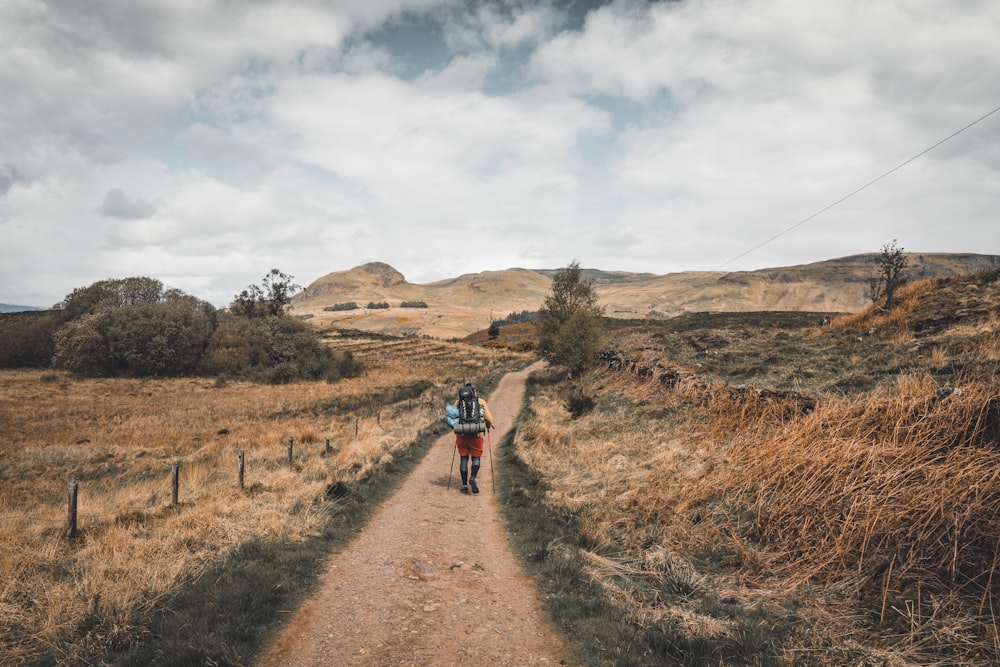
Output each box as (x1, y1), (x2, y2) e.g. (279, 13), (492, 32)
(505, 267), (1000, 665)
(290, 253), (1000, 338)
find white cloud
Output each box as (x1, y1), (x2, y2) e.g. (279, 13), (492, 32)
(1, 0), (999, 307)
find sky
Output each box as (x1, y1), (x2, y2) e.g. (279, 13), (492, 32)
(2, 0), (999, 308)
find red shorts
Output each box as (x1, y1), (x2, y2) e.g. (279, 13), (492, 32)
(455, 434), (484, 457)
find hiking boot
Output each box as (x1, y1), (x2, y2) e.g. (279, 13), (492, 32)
(460, 485), (470, 494)
(469, 478), (479, 494)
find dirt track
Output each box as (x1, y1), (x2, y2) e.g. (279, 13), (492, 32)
(257, 361), (570, 666)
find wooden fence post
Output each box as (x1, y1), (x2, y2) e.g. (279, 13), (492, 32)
(171, 463), (180, 507)
(67, 477), (79, 539)
(376, 408), (381, 426)
(287, 437), (294, 467)
(354, 416), (359, 437)
(238, 449), (245, 490)
(324, 438), (331, 457)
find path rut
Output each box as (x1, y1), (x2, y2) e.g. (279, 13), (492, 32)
(257, 361), (570, 666)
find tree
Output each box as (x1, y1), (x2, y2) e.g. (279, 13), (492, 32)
(538, 261), (604, 376)
(52, 292), (217, 377)
(487, 320), (501, 339)
(230, 269), (300, 318)
(58, 277), (166, 320)
(867, 239), (909, 310)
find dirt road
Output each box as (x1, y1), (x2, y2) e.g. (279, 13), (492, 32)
(257, 361), (570, 666)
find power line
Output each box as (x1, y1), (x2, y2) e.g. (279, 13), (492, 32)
(716, 103), (1000, 270)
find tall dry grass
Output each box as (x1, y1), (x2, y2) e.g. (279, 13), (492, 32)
(0, 336), (530, 665)
(514, 284), (1000, 664)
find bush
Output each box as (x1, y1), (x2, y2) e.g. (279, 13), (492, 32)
(0, 311), (61, 367)
(400, 301), (428, 309)
(52, 296), (217, 377)
(199, 315), (334, 383)
(366, 301), (390, 310)
(324, 302), (359, 312)
(325, 350), (364, 383)
(514, 340), (537, 352)
(565, 389), (595, 418)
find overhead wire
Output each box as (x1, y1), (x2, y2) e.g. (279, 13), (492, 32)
(716, 102), (1000, 270)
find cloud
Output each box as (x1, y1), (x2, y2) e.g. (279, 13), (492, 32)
(98, 188), (159, 220)
(1, 0), (999, 308)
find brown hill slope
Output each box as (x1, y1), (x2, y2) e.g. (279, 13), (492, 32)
(290, 253), (1000, 338)
(513, 268), (1000, 665)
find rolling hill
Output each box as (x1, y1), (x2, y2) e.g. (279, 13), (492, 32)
(289, 253), (1000, 338)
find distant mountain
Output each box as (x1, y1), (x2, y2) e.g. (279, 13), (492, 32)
(0, 303), (43, 313)
(290, 253), (1000, 338)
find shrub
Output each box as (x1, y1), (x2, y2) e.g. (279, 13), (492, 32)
(366, 301), (390, 310)
(52, 297), (217, 377)
(199, 315), (334, 383)
(564, 388), (595, 418)
(0, 311), (61, 367)
(400, 301), (428, 308)
(325, 302), (359, 312)
(325, 350), (364, 383)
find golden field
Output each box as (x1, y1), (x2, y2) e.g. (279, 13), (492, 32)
(0, 333), (530, 665)
(509, 271), (1000, 665)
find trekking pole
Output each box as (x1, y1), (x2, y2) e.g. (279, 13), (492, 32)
(487, 428), (495, 494)
(447, 441), (457, 490)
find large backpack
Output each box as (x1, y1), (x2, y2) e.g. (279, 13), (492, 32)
(454, 383), (485, 434)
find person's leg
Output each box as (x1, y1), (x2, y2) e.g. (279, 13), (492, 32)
(468, 435), (484, 493)
(456, 437), (472, 493)
(459, 454), (470, 492)
(469, 457), (481, 493)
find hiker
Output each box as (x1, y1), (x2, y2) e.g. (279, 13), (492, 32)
(446, 382), (493, 494)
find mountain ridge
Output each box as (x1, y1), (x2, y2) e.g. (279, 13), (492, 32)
(289, 253), (1000, 338)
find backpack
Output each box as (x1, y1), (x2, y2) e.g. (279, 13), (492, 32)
(454, 383), (485, 434)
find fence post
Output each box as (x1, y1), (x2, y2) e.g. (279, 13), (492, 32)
(238, 449), (245, 490)
(171, 463), (180, 507)
(287, 437), (294, 467)
(324, 438), (331, 457)
(376, 408), (381, 426)
(67, 477), (79, 539)
(354, 416), (359, 437)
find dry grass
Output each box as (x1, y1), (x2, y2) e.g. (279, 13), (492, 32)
(0, 334), (530, 665)
(513, 271), (1000, 665)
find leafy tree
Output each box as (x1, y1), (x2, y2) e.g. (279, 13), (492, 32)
(58, 277), (167, 320)
(867, 239), (909, 310)
(52, 292), (217, 377)
(538, 260), (604, 376)
(230, 269), (300, 318)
